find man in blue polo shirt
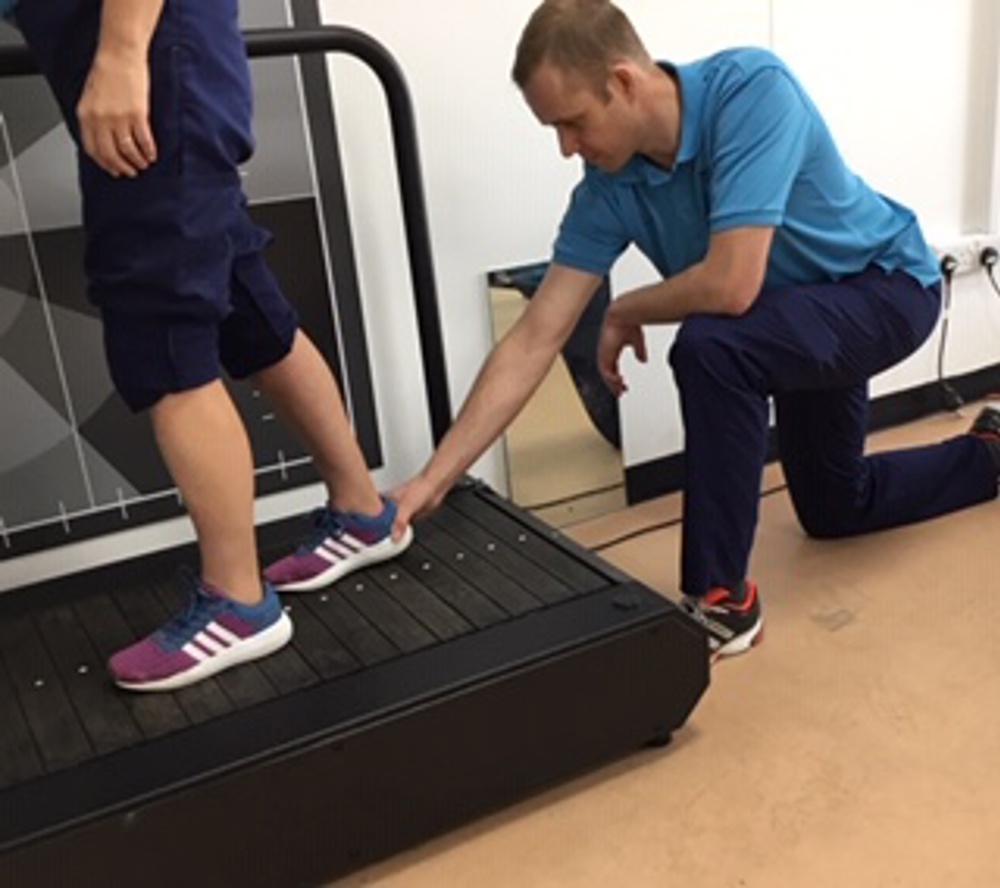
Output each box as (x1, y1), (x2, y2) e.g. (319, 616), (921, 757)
(395, 0), (1000, 659)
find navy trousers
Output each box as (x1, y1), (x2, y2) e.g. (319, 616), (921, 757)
(15, 0), (299, 410)
(668, 265), (998, 596)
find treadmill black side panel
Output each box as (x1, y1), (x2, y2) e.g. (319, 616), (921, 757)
(0, 585), (706, 887)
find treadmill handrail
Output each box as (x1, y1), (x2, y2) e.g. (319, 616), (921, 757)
(0, 25), (453, 445)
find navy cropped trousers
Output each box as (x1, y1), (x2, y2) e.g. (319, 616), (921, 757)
(15, 0), (299, 410)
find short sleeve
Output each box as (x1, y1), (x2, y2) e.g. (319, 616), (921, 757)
(552, 177), (631, 275)
(707, 65), (812, 232)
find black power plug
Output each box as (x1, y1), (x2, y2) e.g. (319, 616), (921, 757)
(939, 254), (959, 279)
(983, 244), (1000, 300)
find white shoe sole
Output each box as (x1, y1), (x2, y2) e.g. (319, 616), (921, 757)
(273, 525), (415, 593)
(115, 611), (294, 693)
(711, 617), (764, 662)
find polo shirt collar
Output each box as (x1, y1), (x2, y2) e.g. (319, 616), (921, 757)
(673, 60), (706, 164)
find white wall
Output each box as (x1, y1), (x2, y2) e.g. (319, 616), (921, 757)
(323, 0), (1000, 482)
(319, 0), (581, 495)
(322, 0), (773, 482)
(618, 0), (1000, 469)
(770, 0), (1000, 399)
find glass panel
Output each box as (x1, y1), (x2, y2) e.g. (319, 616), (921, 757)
(0, 111), (93, 540)
(0, 0), (385, 555)
(487, 262), (626, 528)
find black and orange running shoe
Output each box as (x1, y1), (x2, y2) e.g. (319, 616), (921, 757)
(681, 580), (763, 662)
(969, 402), (1000, 473)
(970, 402), (1000, 438)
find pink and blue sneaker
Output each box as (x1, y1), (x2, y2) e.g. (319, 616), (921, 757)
(109, 579), (293, 692)
(264, 496), (413, 593)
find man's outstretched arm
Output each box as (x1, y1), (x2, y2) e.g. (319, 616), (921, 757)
(393, 263), (603, 534)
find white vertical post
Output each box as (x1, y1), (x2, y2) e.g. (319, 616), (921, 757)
(992, 53), (1000, 234)
(985, 0), (1000, 234)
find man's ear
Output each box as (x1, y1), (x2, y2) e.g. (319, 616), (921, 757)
(607, 61), (639, 101)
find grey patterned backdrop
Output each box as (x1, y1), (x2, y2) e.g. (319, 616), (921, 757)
(0, 0), (381, 558)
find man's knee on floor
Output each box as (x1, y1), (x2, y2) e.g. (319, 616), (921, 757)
(792, 496), (861, 540)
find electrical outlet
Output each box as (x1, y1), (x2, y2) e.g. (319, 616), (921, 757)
(936, 235), (981, 277)
(936, 234), (1000, 277)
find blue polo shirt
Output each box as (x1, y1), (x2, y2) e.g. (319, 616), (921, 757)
(553, 48), (939, 289)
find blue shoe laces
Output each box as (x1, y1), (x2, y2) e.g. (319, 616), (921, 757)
(298, 506), (346, 554)
(155, 570), (220, 649)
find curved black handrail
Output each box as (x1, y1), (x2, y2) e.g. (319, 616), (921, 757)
(0, 26), (453, 445)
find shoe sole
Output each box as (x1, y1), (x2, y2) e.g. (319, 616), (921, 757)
(273, 525), (415, 593)
(114, 611), (294, 693)
(711, 617), (764, 663)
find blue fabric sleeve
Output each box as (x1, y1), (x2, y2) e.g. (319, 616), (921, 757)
(552, 178), (631, 275)
(708, 65), (812, 232)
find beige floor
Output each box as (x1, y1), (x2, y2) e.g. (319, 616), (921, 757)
(343, 405), (1000, 887)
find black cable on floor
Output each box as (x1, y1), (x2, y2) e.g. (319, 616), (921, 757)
(520, 480), (626, 512)
(986, 262), (1000, 300)
(591, 483), (790, 552)
(936, 260), (964, 411)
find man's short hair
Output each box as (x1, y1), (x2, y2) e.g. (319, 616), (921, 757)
(512, 0), (650, 95)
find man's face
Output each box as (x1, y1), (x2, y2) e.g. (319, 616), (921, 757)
(523, 61), (637, 173)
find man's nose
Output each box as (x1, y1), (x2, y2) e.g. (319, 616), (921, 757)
(558, 128), (577, 158)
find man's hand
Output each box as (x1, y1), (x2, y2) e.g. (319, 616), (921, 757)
(598, 313), (647, 396)
(386, 264), (600, 543)
(77, 46), (157, 178)
(389, 473), (446, 542)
